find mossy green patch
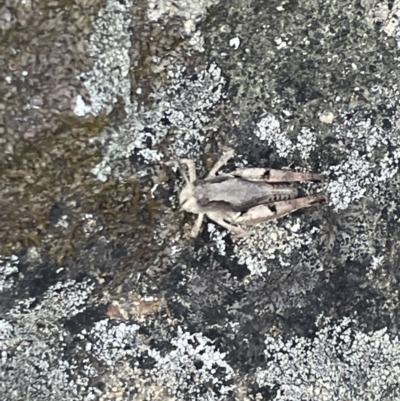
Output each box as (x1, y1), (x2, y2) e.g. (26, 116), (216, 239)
(0, 113), (144, 264)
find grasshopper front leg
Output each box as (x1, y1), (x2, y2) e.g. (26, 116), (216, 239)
(178, 159), (197, 182)
(190, 214), (205, 238)
(164, 158), (197, 184)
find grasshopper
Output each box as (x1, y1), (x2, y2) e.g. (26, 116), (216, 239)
(167, 147), (326, 237)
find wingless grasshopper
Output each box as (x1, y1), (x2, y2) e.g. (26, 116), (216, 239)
(167, 147), (326, 237)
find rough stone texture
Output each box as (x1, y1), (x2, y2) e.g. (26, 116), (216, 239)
(2, 0), (400, 400)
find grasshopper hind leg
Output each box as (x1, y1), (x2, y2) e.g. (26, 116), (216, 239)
(232, 168), (325, 183)
(234, 192), (327, 225)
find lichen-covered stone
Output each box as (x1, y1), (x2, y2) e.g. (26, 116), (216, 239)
(2, 0), (400, 400)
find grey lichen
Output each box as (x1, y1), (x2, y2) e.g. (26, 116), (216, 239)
(1, 280), (98, 401)
(88, 62), (226, 183)
(256, 316), (400, 400)
(0, 255), (19, 292)
(147, 328), (234, 399)
(77, 0), (132, 116)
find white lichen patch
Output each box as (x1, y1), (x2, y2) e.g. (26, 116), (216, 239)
(86, 319), (140, 366)
(75, 320), (235, 400)
(72, 94), (91, 117)
(362, 0), (400, 37)
(147, 0), (219, 36)
(255, 115), (318, 161)
(0, 254), (19, 291)
(255, 114), (293, 159)
(370, 254), (385, 271)
(159, 63), (227, 158)
(327, 151), (372, 211)
(1, 280), (101, 400)
(295, 127), (317, 160)
(232, 217), (320, 276)
(326, 118), (400, 212)
(89, 62), (226, 182)
(78, 0), (132, 116)
(256, 316), (400, 401)
(148, 327), (234, 399)
(188, 30), (206, 52)
(207, 223), (228, 256)
(9, 279), (95, 321)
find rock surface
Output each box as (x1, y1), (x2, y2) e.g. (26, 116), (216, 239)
(2, 0), (400, 400)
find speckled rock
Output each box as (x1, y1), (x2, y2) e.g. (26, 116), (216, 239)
(2, 0), (400, 400)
